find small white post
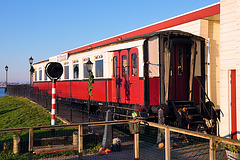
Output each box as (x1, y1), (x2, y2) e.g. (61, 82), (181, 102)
(73, 131), (78, 145)
(13, 134), (20, 154)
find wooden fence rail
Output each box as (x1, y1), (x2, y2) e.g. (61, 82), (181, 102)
(142, 121), (240, 160)
(1, 120), (240, 160)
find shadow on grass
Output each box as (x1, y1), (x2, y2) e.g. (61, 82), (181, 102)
(0, 108), (20, 115)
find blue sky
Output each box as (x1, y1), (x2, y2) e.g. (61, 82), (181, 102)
(0, 0), (219, 83)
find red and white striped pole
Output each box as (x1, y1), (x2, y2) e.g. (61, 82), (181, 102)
(45, 62), (63, 133)
(51, 79), (56, 125)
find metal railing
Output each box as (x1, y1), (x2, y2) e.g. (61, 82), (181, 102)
(195, 77), (220, 136)
(195, 77), (218, 118)
(170, 101), (183, 128)
(6, 85), (108, 123)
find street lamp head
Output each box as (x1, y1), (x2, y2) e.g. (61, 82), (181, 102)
(5, 65), (8, 71)
(29, 56), (34, 65)
(86, 59), (93, 72)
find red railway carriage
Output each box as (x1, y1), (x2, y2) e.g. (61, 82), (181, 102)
(33, 30), (205, 119)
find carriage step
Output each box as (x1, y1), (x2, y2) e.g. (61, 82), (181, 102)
(168, 100), (195, 104)
(189, 121), (205, 124)
(113, 113), (132, 118)
(176, 106), (197, 110)
(191, 114), (201, 117)
(107, 105), (136, 111)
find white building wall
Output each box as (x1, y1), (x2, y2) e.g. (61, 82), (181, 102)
(163, 20), (202, 36)
(207, 20), (220, 109)
(236, 0), (240, 140)
(220, 0), (240, 138)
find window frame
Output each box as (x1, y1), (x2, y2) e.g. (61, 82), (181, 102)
(113, 56), (118, 77)
(64, 62), (69, 80)
(73, 60), (79, 79)
(94, 54), (103, 78)
(44, 70), (47, 81)
(177, 47), (184, 75)
(39, 69), (42, 81)
(35, 71), (37, 81)
(131, 53), (137, 76)
(122, 55), (127, 77)
(83, 58), (90, 79)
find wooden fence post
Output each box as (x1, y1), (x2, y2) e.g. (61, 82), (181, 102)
(29, 128), (33, 160)
(209, 137), (216, 160)
(78, 124), (83, 160)
(134, 125), (139, 160)
(73, 131), (78, 145)
(165, 127), (171, 160)
(13, 134), (21, 154)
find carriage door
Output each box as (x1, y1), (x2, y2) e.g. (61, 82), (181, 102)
(113, 49), (139, 104)
(129, 48), (139, 104)
(120, 50), (130, 103)
(112, 51), (120, 103)
(169, 45), (188, 100)
(112, 50), (130, 103)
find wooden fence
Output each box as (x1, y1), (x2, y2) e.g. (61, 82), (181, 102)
(1, 120), (240, 160)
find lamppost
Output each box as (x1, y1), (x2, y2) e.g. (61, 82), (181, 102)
(86, 59), (93, 125)
(5, 65), (8, 88)
(29, 56), (34, 86)
(5, 65), (8, 93)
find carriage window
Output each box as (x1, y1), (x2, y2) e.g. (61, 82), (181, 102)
(122, 55), (127, 77)
(73, 64), (79, 79)
(113, 56), (118, 77)
(131, 53), (137, 76)
(178, 48), (184, 75)
(96, 60), (103, 77)
(44, 71), (47, 80)
(64, 65), (69, 79)
(84, 64), (89, 78)
(35, 71), (37, 81)
(39, 70), (42, 80)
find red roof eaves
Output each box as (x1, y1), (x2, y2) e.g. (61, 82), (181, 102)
(62, 3), (220, 54)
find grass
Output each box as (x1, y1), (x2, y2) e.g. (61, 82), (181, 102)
(0, 95), (102, 160)
(0, 95), (63, 141)
(0, 95), (65, 159)
(0, 95), (63, 129)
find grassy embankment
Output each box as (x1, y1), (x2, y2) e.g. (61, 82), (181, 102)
(0, 95), (101, 159)
(0, 95), (63, 140)
(0, 95), (65, 159)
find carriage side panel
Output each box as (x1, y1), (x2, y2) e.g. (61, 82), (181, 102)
(149, 78), (160, 106)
